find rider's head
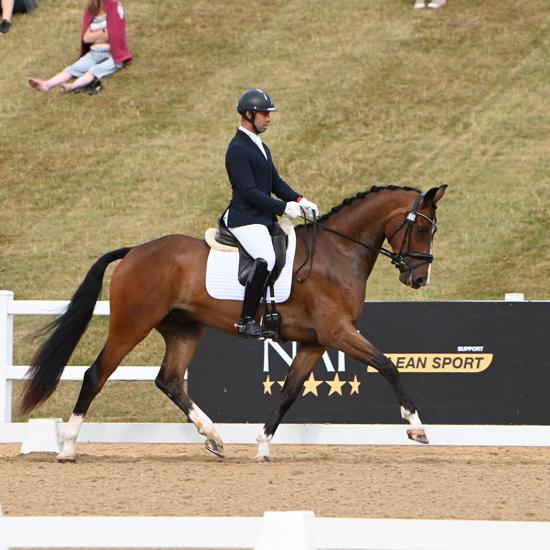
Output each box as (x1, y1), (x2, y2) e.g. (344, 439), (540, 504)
(237, 88), (277, 134)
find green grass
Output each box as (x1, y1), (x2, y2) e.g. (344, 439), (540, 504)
(2, 0), (549, 421)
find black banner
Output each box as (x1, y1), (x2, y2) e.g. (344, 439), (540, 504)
(188, 302), (549, 424)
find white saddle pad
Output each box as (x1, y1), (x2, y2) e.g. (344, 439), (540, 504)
(205, 225), (296, 303)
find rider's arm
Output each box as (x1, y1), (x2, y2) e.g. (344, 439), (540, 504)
(226, 147), (288, 215)
(271, 162), (301, 203)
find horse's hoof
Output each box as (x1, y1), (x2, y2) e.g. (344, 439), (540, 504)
(254, 454), (272, 463)
(56, 453), (76, 463)
(407, 428), (429, 444)
(205, 438), (224, 458)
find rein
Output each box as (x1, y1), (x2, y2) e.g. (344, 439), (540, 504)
(295, 209), (318, 282)
(294, 192), (437, 282)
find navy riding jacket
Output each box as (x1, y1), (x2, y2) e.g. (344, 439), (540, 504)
(225, 130), (300, 227)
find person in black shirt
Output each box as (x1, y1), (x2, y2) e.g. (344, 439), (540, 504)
(224, 88), (318, 339)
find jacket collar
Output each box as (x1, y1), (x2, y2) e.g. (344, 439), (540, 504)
(235, 129), (270, 162)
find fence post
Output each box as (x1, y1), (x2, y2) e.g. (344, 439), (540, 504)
(0, 291), (15, 423)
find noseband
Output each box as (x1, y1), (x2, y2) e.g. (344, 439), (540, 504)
(295, 192), (437, 282)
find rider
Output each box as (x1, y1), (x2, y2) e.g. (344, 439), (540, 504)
(224, 88), (318, 339)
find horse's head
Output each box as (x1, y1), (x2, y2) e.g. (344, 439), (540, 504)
(385, 185), (447, 289)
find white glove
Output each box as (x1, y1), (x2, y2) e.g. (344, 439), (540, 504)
(284, 201), (302, 218)
(298, 197), (319, 217)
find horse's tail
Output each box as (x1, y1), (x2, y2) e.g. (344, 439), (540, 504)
(19, 247), (132, 414)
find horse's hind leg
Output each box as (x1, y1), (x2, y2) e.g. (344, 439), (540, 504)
(155, 317), (224, 457)
(255, 343), (325, 462)
(58, 332), (148, 462)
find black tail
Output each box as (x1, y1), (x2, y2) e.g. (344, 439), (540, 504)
(19, 247), (131, 414)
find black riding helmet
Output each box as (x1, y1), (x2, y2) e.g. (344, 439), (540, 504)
(237, 88), (277, 117)
(237, 89), (277, 134)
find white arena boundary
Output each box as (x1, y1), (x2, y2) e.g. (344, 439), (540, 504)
(1, 510), (550, 550)
(1, 421), (550, 446)
(2, 291), (550, 447)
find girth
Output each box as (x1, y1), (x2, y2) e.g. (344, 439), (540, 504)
(216, 216), (288, 286)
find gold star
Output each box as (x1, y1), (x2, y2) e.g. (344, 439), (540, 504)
(262, 376), (275, 395)
(326, 373), (346, 396)
(277, 380), (285, 387)
(349, 375), (361, 395)
(302, 373), (323, 397)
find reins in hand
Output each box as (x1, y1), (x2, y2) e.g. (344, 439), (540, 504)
(295, 207), (318, 283)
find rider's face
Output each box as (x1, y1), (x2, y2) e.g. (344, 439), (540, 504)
(253, 111), (272, 134)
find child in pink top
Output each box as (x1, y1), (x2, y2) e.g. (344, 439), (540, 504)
(28, 0), (131, 94)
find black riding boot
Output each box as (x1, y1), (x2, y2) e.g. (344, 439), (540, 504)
(236, 258), (275, 339)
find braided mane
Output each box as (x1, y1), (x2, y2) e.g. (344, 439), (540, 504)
(317, 185), (421, 222)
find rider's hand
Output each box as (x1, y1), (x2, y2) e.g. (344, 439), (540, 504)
(284, 201), (302, 218)
(298, 197), (319, 217)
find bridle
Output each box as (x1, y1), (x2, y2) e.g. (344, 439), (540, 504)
(295, 192), (437, 282)
(385, 192), (437, 275)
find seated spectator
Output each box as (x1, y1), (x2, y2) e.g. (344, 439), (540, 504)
(0, 0), (37, 35)
(28, 0), (131, 94)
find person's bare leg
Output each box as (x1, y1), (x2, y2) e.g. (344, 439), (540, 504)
(61, 71), (94, 92)
(1, 0), (14, 20)
(0, 0), (14, 34)
(29, 70), (73, 92)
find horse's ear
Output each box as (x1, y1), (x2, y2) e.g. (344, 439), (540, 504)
(423, 184), (447, 205)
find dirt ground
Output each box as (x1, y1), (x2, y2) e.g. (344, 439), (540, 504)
(1, 443), (549, 521)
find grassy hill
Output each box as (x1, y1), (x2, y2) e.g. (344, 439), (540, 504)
(1, 0), (549, 421)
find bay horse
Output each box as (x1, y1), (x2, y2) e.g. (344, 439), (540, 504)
(20, 184), (447, 462)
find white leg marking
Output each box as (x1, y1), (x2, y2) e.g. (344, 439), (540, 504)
(57, 414), (84, 461)
(188, 403), (224, 456)
(255, 428), (273, 461)
(189, 403), (224, 455)
(401, 406), (423, 428)
(189, 403), (215, 437)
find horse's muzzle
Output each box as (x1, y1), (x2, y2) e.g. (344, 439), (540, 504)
(412, 276), (428, 289)
(399, 271), (428, 289)
(399, 271), (411, 286)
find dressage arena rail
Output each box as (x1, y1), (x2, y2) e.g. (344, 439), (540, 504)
(2, 290), (550, 447)
(1, 510), (550, 549)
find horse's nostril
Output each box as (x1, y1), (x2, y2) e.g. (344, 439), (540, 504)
(414, 277), (427, 288)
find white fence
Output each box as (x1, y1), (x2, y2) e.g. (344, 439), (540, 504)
(0, 290), (163, 423)
(2, 510), (550, 550)
(2, 290), (550, 447)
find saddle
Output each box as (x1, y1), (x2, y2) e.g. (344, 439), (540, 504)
(205, 217), (291, 287)
(204, 219), (295, 342)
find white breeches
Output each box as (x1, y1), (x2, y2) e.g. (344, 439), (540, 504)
(227, 223), (276, 271)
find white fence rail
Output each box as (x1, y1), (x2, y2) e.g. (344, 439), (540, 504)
(0, 290), (163, 423)
(1, 510), (549, 550)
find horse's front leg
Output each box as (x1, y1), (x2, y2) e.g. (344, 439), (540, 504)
(256, 344), (325, 462)
(322, 324), (429, 444)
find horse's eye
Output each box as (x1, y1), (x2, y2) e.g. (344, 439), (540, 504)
(416, 226), (426, 235)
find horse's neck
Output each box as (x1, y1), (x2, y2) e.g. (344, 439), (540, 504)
(321, 193), (407, 280)
(325, 196), (395, 248)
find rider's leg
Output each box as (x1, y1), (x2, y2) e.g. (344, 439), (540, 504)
(227, 224), (276, 339)
(228, 223), (276, 271)
(236, 258), (273, 338)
